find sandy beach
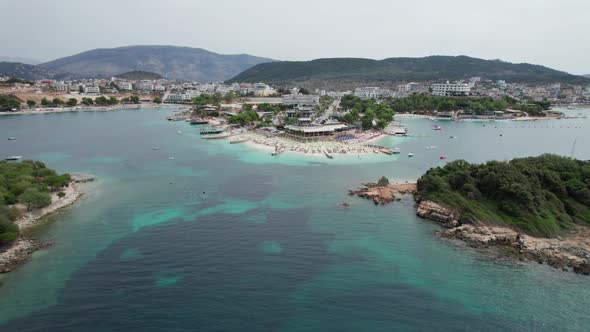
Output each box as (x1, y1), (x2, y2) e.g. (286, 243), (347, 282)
(234, 131), (388, 157)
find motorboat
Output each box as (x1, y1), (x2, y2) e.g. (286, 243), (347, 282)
(7, 137), (16, 140)
(408, 152), (414, 157)
(5, 156), (22, 161)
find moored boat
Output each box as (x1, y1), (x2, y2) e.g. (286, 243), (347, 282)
(229, 137), (249, 144)
(408, 152), (414, 157)
(5, 156), (22, 161)
(190, 118), (209, 125)
(432, 125), (442, 130)
(323, 149), (333, 159)
(7, 137), (16, 140)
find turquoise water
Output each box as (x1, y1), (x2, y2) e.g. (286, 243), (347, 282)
(0, 107), (589, 331)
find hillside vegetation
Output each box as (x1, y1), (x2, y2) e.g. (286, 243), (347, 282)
(0, 62), (71, 80)
(0, 161), (71, 244)
(229, 56), (590, 84)
(417, 155), (590, 237)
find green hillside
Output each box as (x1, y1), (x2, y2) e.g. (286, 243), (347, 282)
(229, 56), (589, 84)
(416, 155), (590, 237)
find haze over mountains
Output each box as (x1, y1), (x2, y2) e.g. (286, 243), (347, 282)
(229, 56), (590, 84)
(1, 46), (588, 85)
(39, 45), (273, 82)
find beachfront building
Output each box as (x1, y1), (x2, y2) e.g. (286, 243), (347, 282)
(281, 94), (320, 107)
(283, 123), (349, 142)
(432, 82), (471, 96)
(83, 86), (100, 94)
(286, 106), (315, 123)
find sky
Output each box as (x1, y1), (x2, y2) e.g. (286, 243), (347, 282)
(1, 0), (589, 74)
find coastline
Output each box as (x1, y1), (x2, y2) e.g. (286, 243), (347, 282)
(415, 200), (590, 275)
(0, 103), (181, 116)
(235, 131), (388, 157)
(0, 177), (90, 273)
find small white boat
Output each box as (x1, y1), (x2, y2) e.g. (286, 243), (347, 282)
(5, 156), (22, 161)
(176, 130), (182, 135)
(323, 149), (333, 159)
(391, 147), (401, 154)
(408, 153), (414, 157)
(229, 137), (249, 144)
(7, 137), (16, 140)
(152, 146), (161, 150)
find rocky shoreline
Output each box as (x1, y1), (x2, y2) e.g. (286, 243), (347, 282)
(0, 174), (94, 274)
(416, 200), (590, 275)
(349, 182), (417, 205)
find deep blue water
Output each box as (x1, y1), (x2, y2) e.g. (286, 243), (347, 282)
(0, 107), (589, 331)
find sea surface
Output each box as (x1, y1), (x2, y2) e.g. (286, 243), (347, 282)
(0, 107), (589, 331)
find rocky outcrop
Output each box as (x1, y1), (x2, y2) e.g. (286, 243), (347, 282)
(0, 239), (48, 273)
(416, 200), (460, 228)
(415, 199), (590, 275)
(350, 182), (416, 205)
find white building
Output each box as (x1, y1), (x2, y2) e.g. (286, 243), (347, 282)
(432, 82), (471, 96)
(117, 81), (133, 90)
(281, 94), (320, 106)
(154, 85), (166, 92)
(53, 82), (68, 92)
(135, 81), (154, 91)
(354, 87), (384, 99)
(253, 83), (276, 96)
(83, 86), (100, 94)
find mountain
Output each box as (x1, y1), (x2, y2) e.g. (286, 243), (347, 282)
(0, 62), (72, 80)
(0, 56), (41, 65)
(115, 70), (164, 80)
(40, 45), (273, 82)
(584, 74), (590, 78)
(229, 56), (590, 84)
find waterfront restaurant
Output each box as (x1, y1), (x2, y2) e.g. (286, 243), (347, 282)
(283, 123), (348, 142)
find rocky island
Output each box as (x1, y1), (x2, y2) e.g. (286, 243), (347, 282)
(414, 154), (590, 275)
(349, 176), (417, 205)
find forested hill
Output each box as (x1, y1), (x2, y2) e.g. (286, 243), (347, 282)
(416, 155), (590, 237)
(228, 56), (590, 84)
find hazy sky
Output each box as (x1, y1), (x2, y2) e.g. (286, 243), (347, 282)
(1, 0), (589, 74)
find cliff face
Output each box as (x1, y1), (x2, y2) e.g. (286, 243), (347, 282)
(415, 199), (590, 275)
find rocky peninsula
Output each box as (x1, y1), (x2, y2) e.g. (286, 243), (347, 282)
(0, 171), (94, 273)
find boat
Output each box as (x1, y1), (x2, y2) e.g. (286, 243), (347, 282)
(449, 136), (456, 139)
(200, 128), (225, 135)
(190, 118), (209, 125)
(408, 152), (414, 157)
(391, 147), (401, 154)
(432, 125), (442, 130)
(440, 155), (447, 160)
(7, 137), (16, 140)
(5, 156), (22, 161)
(380, 148), (394, 155)
(323, 150), (333, 159)
(202, 133), (231, 140)
(177, 130), (182, 135)
(229, 137), (249, 144)
(152, 146), (161, 150)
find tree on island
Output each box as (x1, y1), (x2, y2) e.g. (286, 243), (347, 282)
(81, 97), (94, 106)
(26, 100), (36, 108)
(18, 188), (52, 211)
(0, 216), (19, 244)
(52, 98), (64, 106)
(41, 97), (51, 107)
(153, 97), (162, 104)
(377, 176), (390, 187)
